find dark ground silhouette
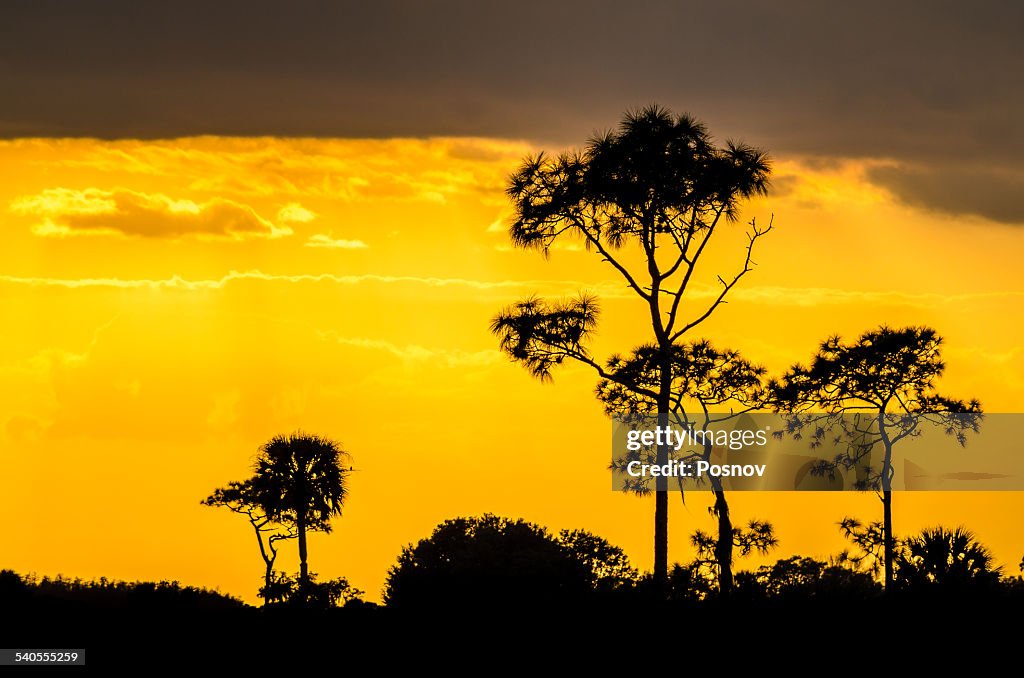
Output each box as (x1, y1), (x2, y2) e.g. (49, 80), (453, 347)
(5, 515), (1023, 668)
(4, 571), (1020, 669)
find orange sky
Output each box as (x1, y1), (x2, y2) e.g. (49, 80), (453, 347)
(2, 137), (1023, 602)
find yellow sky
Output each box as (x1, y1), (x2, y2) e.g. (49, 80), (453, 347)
(2, 137), (1023, 602)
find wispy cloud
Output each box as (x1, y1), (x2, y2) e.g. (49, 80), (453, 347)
(316, 330), (500, 367)
(0, 270), (1018, 309)
(0, 270), (586, 291)
(28, 138), (528, 204)
(725, 286), (1024, 307)
(10, 187), (292, 240)
(5, 316), (119, 376)
(304, 234), (369, 249)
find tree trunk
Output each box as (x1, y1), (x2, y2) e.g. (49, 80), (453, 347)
(713, 488), (734, 597)
(654, 486), (668, 592)
(250, 519), (274, 607)
(653, 359), (672, 595)
(297, 515), (309, 587)
(878, 415), (895, 591)
(882, 489), (894, 589)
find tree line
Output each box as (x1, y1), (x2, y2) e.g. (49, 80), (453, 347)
(6, 513), (1020, 613)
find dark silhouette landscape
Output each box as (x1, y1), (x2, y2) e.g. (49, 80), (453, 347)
(4, 100), (1023, 667)
(5, 514), (1023, 666)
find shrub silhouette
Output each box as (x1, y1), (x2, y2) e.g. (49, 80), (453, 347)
(384, 515), (634, 609)
(258, 571), (364, 608)
(899, 526), (1001, 591)
(838, 521), (1004, 593)
(557, 528), (639, 592)
(735, 557), (881, 601)
(665, 562), (717, 602)
(0, 569), (30, 604)
(0, 570), (243, 611)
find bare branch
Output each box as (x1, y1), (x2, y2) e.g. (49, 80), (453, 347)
(671, 214), (773, 341)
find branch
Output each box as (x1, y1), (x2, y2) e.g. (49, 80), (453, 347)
(671, 214), (772, 341)
(660, 227), (689, 280)
(574, 215), (652, 301)
(577, 349), (661, 401)
(664, 206), (725, 335)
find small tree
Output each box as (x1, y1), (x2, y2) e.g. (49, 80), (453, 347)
(771, 326), (982, 589)
(597, 340), (775, 595)
(491, 105), (773, 591)
(205, 431), (352, 603)
(202, 479), (297, 603)
(690, 519), (778, 594)
(835, 517), (888, 578)
(250, 432), (352, 597)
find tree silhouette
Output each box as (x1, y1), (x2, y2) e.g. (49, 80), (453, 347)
(597, 340), (774, 595)
(835, 517), (888, 578)
(690, 519), (778, 594)
(201, 479), (297, 603)
(248, 432), (351, 599)
(557, 528), (639, 592)
(838, 522), (1001, 592)
(384, 515), (586, 609)
(901, 526), (1001, 590)
(491, 105), (772, 591)
(383, 515), (637, 609)
(770, 326), (982, 589)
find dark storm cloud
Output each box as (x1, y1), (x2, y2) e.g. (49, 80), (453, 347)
(867, 165), (1024, 224)
(2, 0), (1022, 223)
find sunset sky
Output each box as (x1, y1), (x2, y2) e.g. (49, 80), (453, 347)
(2, 1), (1022, 602)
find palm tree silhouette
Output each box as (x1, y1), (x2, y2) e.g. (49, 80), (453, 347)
(901, 526), (1000, 588)
(249, 431), (351, 596)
